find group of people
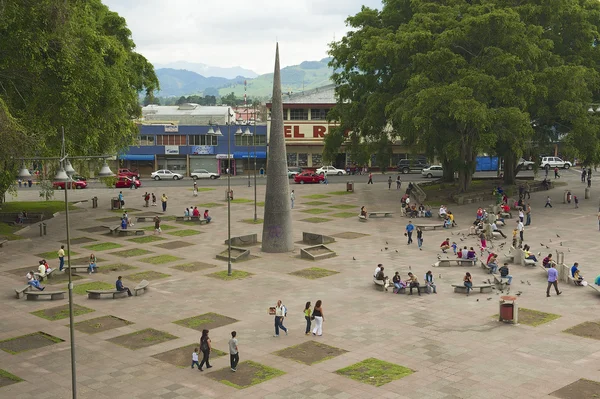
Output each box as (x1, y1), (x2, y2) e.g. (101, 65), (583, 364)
(373, 265), (437, 296)
(270, 299), (325, 337)
(192, 330), (240, 373)
(581, 167), (593, 188)
(183, 207), (212, 223)
(142, 192), (157, 207)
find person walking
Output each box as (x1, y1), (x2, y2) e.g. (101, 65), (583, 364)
(58, 245), (65, 271)
(517, 220), (524, 243)
(191, 348), (200, 370)
(290, 190), (295, 209)
(198, 329), (212, 371)
(161, 194), (168, 212)
(525, 203), (532, 226)
(574, 195), (579, 208)
(405, 221), (414, 245)
(546, 264), (562, 297)
(554, 167), (560, 179)
(324, 171), (328, 185)
(273, 300), (287, 337)
(387, 176), (392, 190)
(367, 172), (373, 184)
(582, 168), (587, 183)
(153, 215), (161, 235)
(396, 175), (402, 190)
(303, 301), (312, 335)
(416, 227), (423, 250)
(229, 331), (239, 372)
(151, 193), (157, 206)
(118, 191), (124, 208)
(193, 182), (198, 197)
(311, 300), (324, 336)
(545, 196), (552, 208)
(143, 192), (150, 207)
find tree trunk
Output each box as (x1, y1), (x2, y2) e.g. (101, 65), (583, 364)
(458, 135), (475, 193)
(441, 158), (454, 183)
(503, 152), (517, 185)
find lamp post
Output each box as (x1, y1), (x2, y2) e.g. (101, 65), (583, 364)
(253, 104), (258, 222)
(243, 127), (253, 190)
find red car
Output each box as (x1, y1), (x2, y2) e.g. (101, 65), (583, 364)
(294, 172), (325, 184)
(118, 168), (140, 179)
(53, 180), (87, 189)
(115, 176), (141, 189)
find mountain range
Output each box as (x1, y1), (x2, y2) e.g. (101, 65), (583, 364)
(153, 61), (258, 79)
(154, 57), (335, 99)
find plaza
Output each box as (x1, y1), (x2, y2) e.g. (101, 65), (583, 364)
(1, 170), (600, 399)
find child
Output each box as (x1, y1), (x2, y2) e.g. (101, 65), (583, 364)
(545, 196), (552, 208)
(574, 195), (579, 208)
(203, 209), (212, 223)
(193, 182), (198, 197)
(451, 242), (458, 255)
(151, 193), (157, 206)
(512, 228), (518, 248)
(192, 348), (200, 369)
(154, 216), (161, 235)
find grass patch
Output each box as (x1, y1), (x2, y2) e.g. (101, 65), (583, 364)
(167, 229), (202, 237)
(31, 304), (94, 321)
(290, 267), (339, 279)
(0, 223), (24, 240)
(36, 250), (78, 260)
(0, 201), (75, 216)
(207, 360), (285, 389)
(241, 218), (263, 224)
(72, 282), (114, 295)
(111, 248), (153, 257)
(189, 187), (215, 192)
(125, 271), (170, 282)
(563, 321), (600, 340)
(517, 308), (561, 327)
(229, 198), (254, 204)
(257, 201), (265, 206)
(301, 208), (331, 214)
(207, 270), (253, 281)
(300, 217), (332, 223)
(302, 194), (330, 199)
(140, 254), (183, 264)
(141, 223), (177, 231)
(108, 328), (178, 350)
(274, 341), (347, 365)
(328, 204), (356, 209)
(0, 332), (64, 355)
(97, 263), (137, 274)
(173, 312), (238, 331)
(304, 201), (330, 206)
(331, 212), (357, 218)
(0, 369), (24, 387)
(327, 191), (354, 196)
(198, 202), (224, 208)
(82, 242), (123, 251)
(336, 358), (414, 387)
(127, 235), (166, 244)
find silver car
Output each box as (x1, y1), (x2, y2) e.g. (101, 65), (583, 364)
(151, 169), (184, 180)
(421, 165), (443, 178)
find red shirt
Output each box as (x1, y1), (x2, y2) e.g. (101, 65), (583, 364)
(440, 240), (449, 247)
(203, 211), (209, 219)
(192, 208), (200, 217)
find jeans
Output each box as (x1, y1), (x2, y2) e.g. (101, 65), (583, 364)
(205, 216), (212, 223)
(407, 231), (413, 244)
(312, 316), (323, 335)
(230, 353), (239, 370)
(274, 316), (287, 335)
(118, 287), (132, 296)
(59, 256), (64, 271)
(519, 231), (524, 242)
(28, 280), (42, 290)
(162, 202), (167, 212)
(88, 263), (96, 273)
(199, 349), (211, 369)
(525, 214), (531, 226)
(545, 202), (552, 208)
(464, 281), (472, 295)
(426, 282), (437, 293)
(495, 229), (507, 238)
(417, 238), (423, 249)
(409, 282), (420, 296)
(488, 263), (498, 274)
(305, 316), (311, 334)
(291, 199), (294, 209)
(502, 275), (513, 285)
(526, 255), (537, 262)
(546, 281), (560, 296)
(191, 360), (200, 369)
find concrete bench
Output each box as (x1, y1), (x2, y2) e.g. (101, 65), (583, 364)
(500, 212), (512, 219)
(373, 278), (390, 291)
(15, 285), (32, 299)
(588, 284), (600, 294)
(64, 265), (94, 274)
(436, 259), (476, 267)
(369, 211), (394, 218)
(175, 216), (208, 224)
(34, 268), (55, 281)
(135, 216), (152, 222)
(133, 280), (149, 296)
(87, 289), (128, 299)
(115, 228), (145, 236)
(393, 285), (429, 294)
(492, 274), (510, 290)
(26, 290), (66, 300)
(416, 224), (445, 231)
(452, 284), (492, 294)
(0, 240), (7, 248)
(520, 251), (537, 267)
(358, 215), (367, 222)
(480, 261), (494, 274)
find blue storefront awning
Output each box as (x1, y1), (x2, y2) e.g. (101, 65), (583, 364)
(119, 154), (155, 161)
(233, 151), (266, 159)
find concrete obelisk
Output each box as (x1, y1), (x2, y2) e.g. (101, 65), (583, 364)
(262, 43), (294, 253)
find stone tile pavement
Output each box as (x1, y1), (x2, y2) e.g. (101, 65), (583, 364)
(1, 171), (599, 398)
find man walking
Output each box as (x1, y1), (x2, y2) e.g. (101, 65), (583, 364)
(58, 245), (65, 271)
(229, 331), (239, 372)
(367, 172), (373, 184)
(525, 203), (532, 226)
(545, 196), (552, 208)
(161, 193), (168, 212)
(546, 264), (561, 297)
(273, 300), (287, 337)
(405, 221), (414, 245)
(290, 190), (295, 209)
(517, 220), (524, 244)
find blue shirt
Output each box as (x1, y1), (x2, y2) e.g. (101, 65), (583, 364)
(547, 268), (558, 282)
(571, 265), (578, 277)
(116, 280), (124, 291)
(406, 224), (414, 232)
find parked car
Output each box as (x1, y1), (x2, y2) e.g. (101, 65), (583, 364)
(115, 176), (141, 189)
(71, 174), (87, 181)
(540, 156), (572, 169)
(397, 158), (429, 174)
(118, 168), (140, 179)
(190, 169), (220, 180)
(517, 158), (535, 170)
(287, 167), (302, 178)
(315, 166), (346, 176)
(421, 165), (443, 178)
(294, 172), (325, 184)
(151, 169), (184, 180)
(53, 180), (87, 190)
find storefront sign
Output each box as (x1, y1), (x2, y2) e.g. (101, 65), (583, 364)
(216, 154), (234, 159)
(191, 145), (215, 155)
(164, 125), (179, 132)
(164, 145), (179, 155)
(281, 123), (347, 140)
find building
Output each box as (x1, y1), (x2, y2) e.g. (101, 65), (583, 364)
(119, 103), (267, 177)
(266, 84), (421, 170)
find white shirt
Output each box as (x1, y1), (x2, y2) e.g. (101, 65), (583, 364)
(38, 264), (46, 276)
(517, 222), (524, 232)
(275, 305), (285, 317)
(290, 192), (295, 200)
(439, 207), (446, 215)
(192, 352), (198, 361)
(374, 266), (381, 277)
(518, 211), (524, 218)
(491, 223), (498, 231)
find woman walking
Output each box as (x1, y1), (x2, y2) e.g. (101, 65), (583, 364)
(416, 227), (423, 250)
(311, 300), (324, 336)
(304, 302), (312, 335)
(198, 329), (212, 371)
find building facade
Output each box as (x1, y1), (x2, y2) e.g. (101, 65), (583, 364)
(119, 104), (267, 177)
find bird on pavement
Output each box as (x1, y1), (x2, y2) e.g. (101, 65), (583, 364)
(556, 234), (560, 238)
(521, 280), (525, 284)
(487, 297), (492, 300)
(386, 241), (388, 244)
(527, 281), (531, 285)
(352, 257), (356, 260)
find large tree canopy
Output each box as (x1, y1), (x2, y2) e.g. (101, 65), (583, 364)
(0, 0), (158, 179)
(328, 0), (600, 191)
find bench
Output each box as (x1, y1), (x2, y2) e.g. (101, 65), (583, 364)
(15, 285), (32, 299)
(521, 251), (537, 267)
(358, 215), (367, 222)
(175, 216), (209, 224)
(492, 274), (510, 290)
(588, 284), (600, 294)
(64, 265), (94, 273)
(0, 212), (44, 225)
(369, 211), (394, 218)
(115, 228), (145, 236)
(393, 285), (429, 295)
(87, 289), (128, 299)
(416, 224), (445, 231)
(479, 261), (494, 274)
(26, 290), (66, 300)
(435, 259), (476, 267)
(34, 268), (55, 281)
(373, 278), (390, 291)
(0, 240), (7, 248)
(135, 216), (152, 222)
(133, 280), (149, 296)
(500, 212), (512, 219)
(452, 284), (492, 294)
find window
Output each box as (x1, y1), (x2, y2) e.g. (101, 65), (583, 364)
(298, 153), (308, 167)
(311, 154), (323, 167)
(287, 153), (297, 167)
(289, 108), (308, 120)
(188, 135), (217, 146)
(138, 135), (155, 146)
(310, 109), (329, 120)
(234, 135), (267, 146)
(156, 135), (186, 145)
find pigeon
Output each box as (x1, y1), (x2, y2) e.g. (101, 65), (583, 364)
(516, 292), (522, 296)
(409, 265), (412, 270)
(487, 297), (492, 300)
(549, 239), (552, 243)
(385, 247), (388, 250)
(395, 250), (398, 253)
(437, 255), (441, 260)
(556, 234), (560, 238)
(460, 238), (464, 242)
(451, 232), (454, 235)
(540, 243), (545, 247)
(476, 299), (479, 302)
(386, 241), (388, 244)
(381, 249), (383, 251)
(487, 279), (492, 284)
(353, 257), (356, 261)
(545, 245), (550, 249)
(568, 248), (571, 252)
(521, 280), (525, 284)
(559, 242), (563, 246)
(527, 281), (531, 285)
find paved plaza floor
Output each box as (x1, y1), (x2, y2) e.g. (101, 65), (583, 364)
(1, 170), (599, 399)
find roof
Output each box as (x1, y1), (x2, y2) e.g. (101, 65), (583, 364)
(141, 104), (233, 125)
(269, 84), (337, 107)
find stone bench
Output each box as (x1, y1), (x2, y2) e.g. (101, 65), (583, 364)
(64, 265), (95, 274)
(34, 268), (55, 281)
(373, 278), (390, 291)
(480, 261), (494, 274)
(135, 216), (152, 222)
(492, 274), (510, 290)
(435, 259), (476, 267)
(392, 285), (429, 295)
(15, 285), (32, 299)
(588, 284), (600, 294)
(521, 251), (537, 267)
(0, 240), (7, 248)
(358, 215), (367, 222)
(369, 211), (394, 218)
(225, 234), (258, 246)
(116, 228), (145, 236)
(133, 280), (149, 296)
(87, 289), (128, 299)
(175, 216), (208, 224)
(416, 224), (445, 231)
(500, 212), (512, 219)
(26, 290), (66, 300)
(452, 284), (492, 294)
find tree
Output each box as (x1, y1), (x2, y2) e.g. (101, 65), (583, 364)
(143, 93), (160, 106)
(0, 0), (158, 197)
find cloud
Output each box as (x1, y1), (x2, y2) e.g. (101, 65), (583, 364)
(102, 0), (383, 74)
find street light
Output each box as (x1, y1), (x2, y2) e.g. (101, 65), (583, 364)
(243, 127), (253, 188)
(253, 104), (258, 222)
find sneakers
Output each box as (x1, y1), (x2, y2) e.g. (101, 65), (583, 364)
(285, 330), (288, 336)
(231, 368), (236, 372)
(199, 368), (203, 372)
(273, 334), (279, 337)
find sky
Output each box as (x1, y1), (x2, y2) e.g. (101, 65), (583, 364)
(102, 0), (383, 75)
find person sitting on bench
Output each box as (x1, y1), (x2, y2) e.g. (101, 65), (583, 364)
(466, 247), (477, 260)
(375, 267), (389, 287)
(542, 254), (555, 268)
(487, 254), (499, 274)
(373, 264), (382, 278)
(524, 246), (537, 262)
(406, 272), (421, 296)
(37, 261), (47, 281)
(457, 246), (468, 258)
(595, 274), (600, 285)
(499, 263), (512, 285)
(26, 271), (45, 291)
(392, 272), (406, 294)
(418, 204), (425, 218)
(424, 271), (437, 294)
(463, 272), (473, 296)
(204, 209), (212, 223)
(359, 206), (368, 219)
(192, 207), (200, 217)
(447, 212), (457, 227)
(116, 276), (132, 297)
(491, 222), (507, 238)
(439, 205), (447, 218)
(443, 216), (452, 228)
(424, 205), (432, 218)
(88, 253), (97, 274)
(440, 238), (450, 253)
(184, 208), (190, 219)
(571, 262), (584, 285)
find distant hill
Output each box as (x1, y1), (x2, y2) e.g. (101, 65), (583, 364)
(153, 61), (258, 79)
(154, 57), (335, 99)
